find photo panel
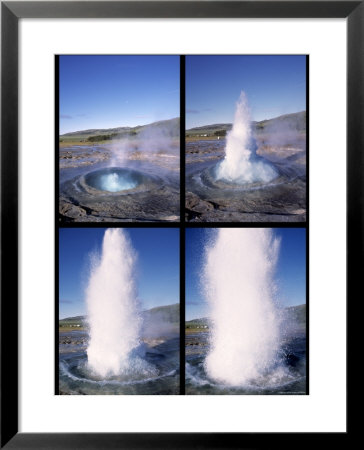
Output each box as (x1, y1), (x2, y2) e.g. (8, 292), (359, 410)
(58, 55), (180, 223)
(185, 55), (307, 223)
(56, 53), (309, 398)
(58, 227), (180, 395)
(185, 227), (307, 395)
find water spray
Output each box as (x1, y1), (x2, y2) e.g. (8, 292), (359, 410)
(203, 228), (281, 385)
(86, 228), (141, 378)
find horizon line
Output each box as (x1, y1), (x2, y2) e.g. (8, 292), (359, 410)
(186, 110), (306, 131)
(186, 302), (306, 322)
(59, 302), (180, 321)
(60, 116), (180, 136)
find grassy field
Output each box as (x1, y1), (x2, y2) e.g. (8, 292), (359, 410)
(60, 118), (179, 147)
(186, 136), (225, 142)
(59, 326), (85, 332)
(60, 140), (106, 147)
(186, 327), (209, 334)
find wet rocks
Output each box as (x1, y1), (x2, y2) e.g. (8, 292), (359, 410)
(59, 335), (87, 345)
(59, 199), (87, 219)
(185, 139), (306, 223)
(59, 146), (180, 222)
(185, 192), (215, 220)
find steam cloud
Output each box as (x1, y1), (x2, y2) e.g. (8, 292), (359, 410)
(109, 119), (180, 170)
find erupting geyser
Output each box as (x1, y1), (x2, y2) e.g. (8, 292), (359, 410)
(203, 228), (281, 385)
(84, 167), (142, 193)
(86, 229), (141, 378)
(216, 91), (278, 184)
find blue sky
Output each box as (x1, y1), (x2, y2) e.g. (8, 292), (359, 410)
(186, 228), (306, 321)
(59, 228), (179, 319)
(186, 55), (306, 129)
(59, 55), (180, 134)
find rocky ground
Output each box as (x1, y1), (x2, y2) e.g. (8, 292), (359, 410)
(59, 144), (180, 222)
(59, 330), (180, 395)
(59, 334), (87, 346)
(185, 327), (306, 395)
(185, 330), (209, 357)
(185, 135), (306, 222)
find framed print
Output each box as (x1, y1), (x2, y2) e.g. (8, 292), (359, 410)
(1, 1), (356, 448)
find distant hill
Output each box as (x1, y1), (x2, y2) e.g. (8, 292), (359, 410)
(60, 117), (180, 142)
(186, 111), (306, 137)
(255, 111), (306, 134)
(186, 317), (209, 329)
(59, 303), (179, 329)
(142, 303), (179, 337)
(187, 123), (232, 134)
(59, 315), (86, 328)
(186, 304), (306, 328)
(283, 304), (306, 326)
(142, 303), (179, 325)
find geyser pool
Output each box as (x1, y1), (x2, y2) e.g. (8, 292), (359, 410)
(216, 91), (278, 184)
(203, 228), (281, 386)
(86, 228), (143, 378)
(84, 167), (144, 192)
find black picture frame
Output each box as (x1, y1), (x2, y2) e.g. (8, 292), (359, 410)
(1, 1), (356, 448)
